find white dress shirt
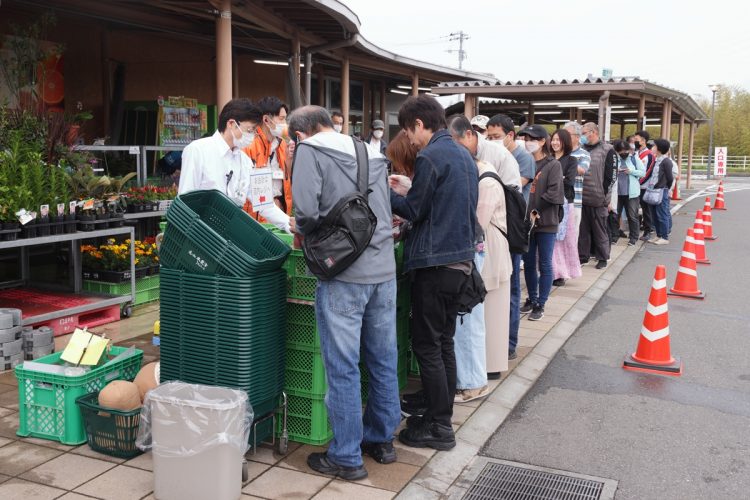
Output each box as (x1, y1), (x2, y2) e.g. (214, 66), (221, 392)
(476, 134), (522, 191)
(178, 131), (290, 232)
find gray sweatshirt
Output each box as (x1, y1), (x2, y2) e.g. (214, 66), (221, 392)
(291, 131), (396, 284)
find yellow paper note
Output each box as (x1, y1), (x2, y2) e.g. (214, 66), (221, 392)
(60, 328), (92, 364)
(80, 335), (110, 366)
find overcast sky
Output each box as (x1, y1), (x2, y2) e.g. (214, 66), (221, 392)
(343, 0), (750, 100)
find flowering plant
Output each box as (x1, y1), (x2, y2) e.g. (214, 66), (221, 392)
(81, 238), (158, 271)
(126, 185), (176, 204)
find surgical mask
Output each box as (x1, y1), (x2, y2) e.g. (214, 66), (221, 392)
(634, 141), (642, 149)
(232, 123), (254, 149)
(333, 124), (343, 133)
(525, 141), (540, 154)
(629, 143), (636, 151)
(580, 134), (589, 146)
(373, 130), (384, 139)
(271, 122), (286, 139)
(515, 139), (526, 150)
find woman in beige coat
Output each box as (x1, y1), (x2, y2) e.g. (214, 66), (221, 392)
(477, 161), (513, 379)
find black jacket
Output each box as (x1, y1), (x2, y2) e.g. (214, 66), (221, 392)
(558, 154), (578, 203)
(653, 157), (674, 189)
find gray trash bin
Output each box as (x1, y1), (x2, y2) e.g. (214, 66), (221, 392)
(137, 382), (253, 500)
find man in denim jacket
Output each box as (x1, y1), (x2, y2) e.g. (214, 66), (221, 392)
(390, 95), (479, 450)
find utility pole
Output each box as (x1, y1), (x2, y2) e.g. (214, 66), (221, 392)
(447, 31), (469, 69)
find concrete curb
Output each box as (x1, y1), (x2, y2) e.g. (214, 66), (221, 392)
(396, 185), (718, 499)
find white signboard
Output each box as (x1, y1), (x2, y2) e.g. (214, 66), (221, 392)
(604, 105), (612, 142)
(249, 168), (273, 208)
(714, 147), (727, 177)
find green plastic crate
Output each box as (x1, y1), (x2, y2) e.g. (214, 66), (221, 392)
(284, 346), (327, 396)
(76, 392), (142, 459)
(285, 301), (321, 351)
(82, 275), (160, 306)
(279, 391), (332, 445)
(159, 221), (167, 233)
(15, 346), (143, 445)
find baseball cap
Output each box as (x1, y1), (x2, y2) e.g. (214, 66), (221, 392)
(372, 119), (385, 129)
(517, 124), (549, 140)
(470, 115), (489, 130)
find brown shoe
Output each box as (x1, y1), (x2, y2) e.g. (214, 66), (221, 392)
(454, 385), (489, 403)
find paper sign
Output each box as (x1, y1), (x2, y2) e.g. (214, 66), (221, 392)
(249, 168), (273, 207)
(714, 147), (727, 177)
(128, 146), (140, 155)
(83, 198), (95, 210)
(80, 336), (110, 365)
(60, 328), (91, 364)
(69, 201), (77, 214)
(57, 203), (65, 216)
(40, 205), (49, 217)
(272, 168), (285, 180)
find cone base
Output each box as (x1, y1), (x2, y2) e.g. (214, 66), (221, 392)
(713, 207), (726, 210)
(623, 355), (682, 376)
(668, 288), (705, 299)
(696, 258), (711, 265)
(705, 236), (718, 240)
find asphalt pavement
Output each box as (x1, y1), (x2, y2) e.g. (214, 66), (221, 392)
(482, 181), (750, 499)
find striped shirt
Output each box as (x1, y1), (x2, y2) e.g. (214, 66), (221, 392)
(571, 146), (591, 208)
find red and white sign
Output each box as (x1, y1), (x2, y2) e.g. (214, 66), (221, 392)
(714, 147), (727, 177)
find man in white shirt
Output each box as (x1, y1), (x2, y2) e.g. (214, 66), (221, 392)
(178, 98), (292, 232)
(365, 119), (388, 156)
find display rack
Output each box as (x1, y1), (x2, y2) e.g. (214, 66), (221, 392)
(157, 97), (203, 148)
(0, 227), (136, 327)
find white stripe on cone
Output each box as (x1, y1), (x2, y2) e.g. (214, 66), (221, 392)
(653, 278), (667, 290)
(641, 325), (670, 342)
(678, 266), (697, 277)
(646, 302), (669, 316)
(681, 251), (696, 260)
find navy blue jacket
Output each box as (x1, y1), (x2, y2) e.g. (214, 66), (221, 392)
(391, 130), (479, 272)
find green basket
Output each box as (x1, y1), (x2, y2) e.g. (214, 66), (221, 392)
(83, 275), (160, 306)
(284, 346), (327, 397)
(285, 302), (321, 351)
(15, 346), (143, 445)
(279, 391), (332, 445)
(161, 190), (291, 276)
(76, 392), (143, 459)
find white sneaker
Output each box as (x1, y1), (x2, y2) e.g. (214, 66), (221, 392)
(648, 237), (663, 244)
(653, 238), (669, 245)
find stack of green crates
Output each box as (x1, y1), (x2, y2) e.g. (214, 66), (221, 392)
(159, 190), (291, 446)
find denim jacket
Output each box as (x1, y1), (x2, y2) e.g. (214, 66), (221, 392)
(391, 130), (479, 272)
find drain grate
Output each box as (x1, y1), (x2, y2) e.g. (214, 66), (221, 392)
(464, 462), (605, 500)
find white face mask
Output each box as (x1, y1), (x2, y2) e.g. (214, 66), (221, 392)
(271, 122), (286, 138)
(373, 130), (384, 139)
(232, 123), (254, 149)
(525, 141), (540, 154)
(333, 124), (343, 133)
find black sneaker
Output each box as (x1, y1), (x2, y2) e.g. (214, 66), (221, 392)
(400, 398), (427, 417)
(579, 257), (590, 265)
(520, 298), (534, 314)
(398, 421), (456, 451)
(487, 372), (502, 380)
(528, 305), (544, 321)
(552, 278), (566, 287)
(307, 452), (368, 481)
(405, 414), (426, 428)
(508, 350), (517, 360)
(595, 260), (607, 270)
(628, 240), (637, 246)
(361, 441), (397, 464)
(639, 232), (652, 241)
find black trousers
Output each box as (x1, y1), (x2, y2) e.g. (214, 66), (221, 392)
(617, 195), (640, 243)
(578, 205), (611, 261)
(410, 266), (469, 427)
(639, 190), (652, 234)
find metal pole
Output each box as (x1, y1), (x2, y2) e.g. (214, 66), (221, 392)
(707, 88), (717, 179)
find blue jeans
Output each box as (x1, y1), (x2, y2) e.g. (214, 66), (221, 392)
(523, 231), (556, 307)
(454, 252), (486, 389)
(509, 253), (521, 352)
(651, 189), (671, 239)
(316, 278), (401, 468)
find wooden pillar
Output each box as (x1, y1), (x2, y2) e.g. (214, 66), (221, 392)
(576, 108), (583, 123)
(527, 103), (535, 125)
(637, 94), (646, 130)
(619, 122), (625, 139)
(568, 108), (576, 121)
(341, 57), (350, 134)
(317, 67), (325, 106)
(291, 35), (301, 103)
(232, 55), (239, 98)
(598, 92), (609, 139)
(379, 81), (386, 121)
(363, 80), (371, 137)
(370, 81), (376, 121)
(660, 101), (671, 138)
(687, 121), (696, 189)
(411, 72), (419, 97)
(464, 94), (476, 119)
(677, 113), (685, 168)
(215, 0), (232, 109)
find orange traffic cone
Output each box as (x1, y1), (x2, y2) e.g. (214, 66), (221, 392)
(623, 264), (682, 376)
(670, 178), (682, 200)
(667, 228), (705, 299)
(692, 210), (710, 265)
(702, 197), (717, 240)
(713, 181), (727, 210)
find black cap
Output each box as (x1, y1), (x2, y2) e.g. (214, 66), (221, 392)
(517, 124), (549, 140)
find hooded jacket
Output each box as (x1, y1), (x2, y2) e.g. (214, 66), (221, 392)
(526, 156), (565, 233)
(292, 131), (395, 284)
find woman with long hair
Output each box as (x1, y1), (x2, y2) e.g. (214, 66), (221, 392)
(517, 126), (565, 321)
(550, 129), (582, 286)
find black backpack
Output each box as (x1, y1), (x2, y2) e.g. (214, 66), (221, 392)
(301, 137), (378, 280)
(478, 171), (530, 254)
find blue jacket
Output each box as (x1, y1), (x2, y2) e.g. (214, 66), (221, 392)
(391, 130), (479, 272)
(618, 154), (646, 198)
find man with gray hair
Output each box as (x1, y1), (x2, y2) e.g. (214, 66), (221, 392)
(578, 122), (616, 269)
(563, 121), (592, 228)
(289, 105), (401, 481)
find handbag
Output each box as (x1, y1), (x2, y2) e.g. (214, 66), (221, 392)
(301, 137), (377, 280)
(643, 158), (663, 206)
(455, 262), (487, 316)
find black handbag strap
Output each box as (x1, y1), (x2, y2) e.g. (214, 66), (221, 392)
(352, 137), (369, 200)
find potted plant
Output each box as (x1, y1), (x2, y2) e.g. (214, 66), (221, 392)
(81, 238), (153, 282)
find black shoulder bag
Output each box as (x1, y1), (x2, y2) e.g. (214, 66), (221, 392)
(302, 137), (378, 280)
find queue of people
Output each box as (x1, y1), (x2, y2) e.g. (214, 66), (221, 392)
(178, 95), (678, 482)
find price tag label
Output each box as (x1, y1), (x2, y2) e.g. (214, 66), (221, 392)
(83, 198), (95, 210)
(57, 203), (65, 216)
(69, 201), (78, 214)
(249, 168), (273, 208)
(129, 146), (140, 155)
(40, 205), (49, 217)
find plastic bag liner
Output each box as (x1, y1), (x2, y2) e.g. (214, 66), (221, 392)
(136, 381), (254, 457)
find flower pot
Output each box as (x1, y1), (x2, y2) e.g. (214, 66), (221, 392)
(1, 221), (21, 241)
(37, 216), (51, 237)
(95, 212), (111, 229)
(108, 213), (125, 228)
(78, 213), (96, 232)
(21, 219), (38, 239)
(49, 215), (64, 235)
(66, 124), (81, 146)
(64, 214), (78, 234)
